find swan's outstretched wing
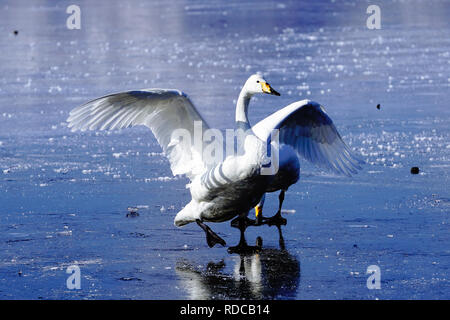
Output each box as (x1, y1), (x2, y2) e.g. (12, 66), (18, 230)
(252, 99), (363, 176)
(67, 89), (210, 179)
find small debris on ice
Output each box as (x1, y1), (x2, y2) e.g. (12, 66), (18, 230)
(126, 207), (139, 217)
(410, 167), (420, 174)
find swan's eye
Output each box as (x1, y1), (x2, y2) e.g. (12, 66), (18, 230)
(256, 80), (260, 83)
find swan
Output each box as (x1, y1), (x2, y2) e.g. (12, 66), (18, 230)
(66, 73), (362, 251)
(250, 98), (363, 237)
(67, 74), (279, 249)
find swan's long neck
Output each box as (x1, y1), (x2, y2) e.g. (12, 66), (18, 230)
(235, 88), (252, 131)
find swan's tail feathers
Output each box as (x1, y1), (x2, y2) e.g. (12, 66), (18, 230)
(174, 201), (199, 227)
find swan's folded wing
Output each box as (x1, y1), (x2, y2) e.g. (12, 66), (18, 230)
(252, 99), (363, 176)
(67, 89), (210, 179)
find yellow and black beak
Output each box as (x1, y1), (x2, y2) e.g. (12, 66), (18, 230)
(261, 82), (280, 96)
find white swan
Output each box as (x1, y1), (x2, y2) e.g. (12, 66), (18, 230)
(66, 73), (362, 250)
(251, 98), (363, 231)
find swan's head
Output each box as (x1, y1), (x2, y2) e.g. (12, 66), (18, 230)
(244, 73), (280, 96)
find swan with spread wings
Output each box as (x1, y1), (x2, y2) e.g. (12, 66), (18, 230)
(67, 74), (362, 252)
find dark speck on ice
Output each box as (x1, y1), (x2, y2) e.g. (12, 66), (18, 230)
(126, 207), (140, 217)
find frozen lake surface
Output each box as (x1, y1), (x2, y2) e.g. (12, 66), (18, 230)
(0, 0), (449, 299)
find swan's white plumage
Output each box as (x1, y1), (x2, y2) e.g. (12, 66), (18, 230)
(252, 99), (362, 177)
(67, 89), (211, 179)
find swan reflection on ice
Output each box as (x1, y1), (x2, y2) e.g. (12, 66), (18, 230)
(175, 246), (300, 300)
